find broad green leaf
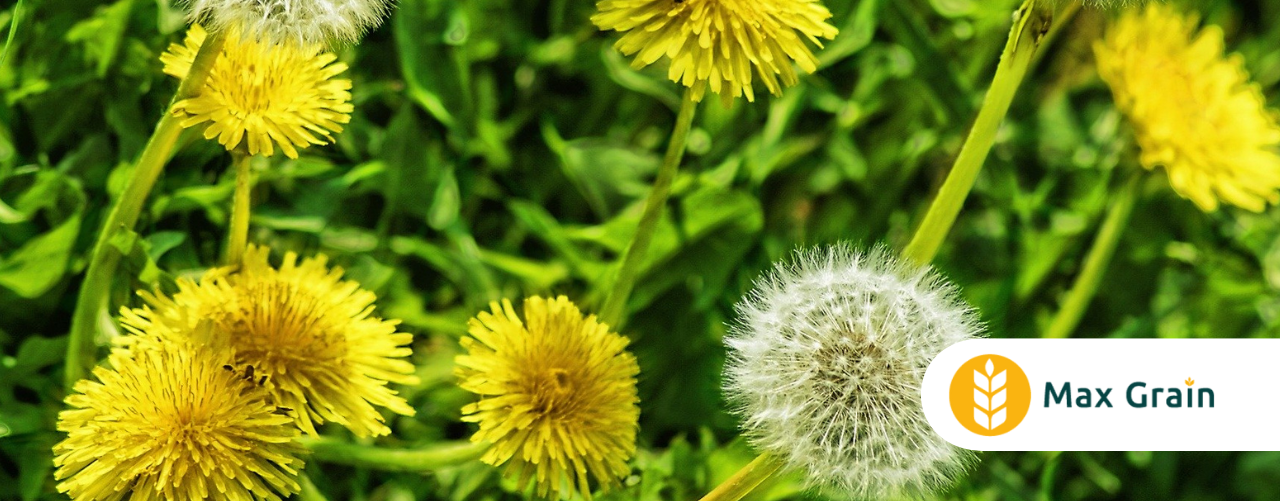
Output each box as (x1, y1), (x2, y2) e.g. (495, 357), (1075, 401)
(475, 248), (568, 291)
(10, 335), (66, 375)
(145, 231), (186, 261)
(394, 0), (468, 130)
(0, 403), (41, 437)
(64, 0), (134, 77)
(546, 126), (660, 217)
(429, 167), (460, 230)
(630, 186), (764, 311)
(599, 47), (681, 110)
(817, 0), (881, 68)
(0, 215), (79, 297)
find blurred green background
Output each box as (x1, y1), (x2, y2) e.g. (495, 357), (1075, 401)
(3, 0), (1280, 499)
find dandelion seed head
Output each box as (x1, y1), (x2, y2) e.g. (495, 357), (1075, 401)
(724, 244), (979, 498)
(184, 0), (393, 45)
(1079, 0), (1143, 8)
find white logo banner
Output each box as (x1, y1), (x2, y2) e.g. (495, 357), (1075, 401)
(921, 339), (1280, 451)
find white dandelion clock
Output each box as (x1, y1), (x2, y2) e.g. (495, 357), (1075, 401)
(185, 0), (394, 45)
(724, 244), (980, 498)
(1082, 0), (1143, 8)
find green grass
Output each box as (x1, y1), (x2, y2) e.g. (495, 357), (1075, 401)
(1, 0), (1279, 499)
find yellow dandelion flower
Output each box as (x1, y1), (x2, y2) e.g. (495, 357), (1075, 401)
(54, 344), (303, 501)
(118, 245), (419, 438)
(1095, 4), (1280, 212)
(161, 25), (354, 159)
(591, 0), (839, 105)
(456, 296), (640, 500)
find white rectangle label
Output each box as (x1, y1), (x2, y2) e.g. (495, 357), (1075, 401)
(921, 339), (1280, 451)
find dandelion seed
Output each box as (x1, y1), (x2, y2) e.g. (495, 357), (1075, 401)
(592, 0), (839, 106)
(54, 344), (303, 501)
(118, 244), (419, 438)
(724, 244), (979, 498)
(1080, 0), (1143, 7)
(456, 296), (640, 500)
(185, 0), (393, 45)
(161, 24), (354, 159)
(1095, 4), (1280, 212)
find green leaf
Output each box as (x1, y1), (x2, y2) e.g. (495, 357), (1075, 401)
(6, 168), (87, 223)
(64, 0), (134, 77)
(546, 128), (660, 217)
(145, 231), (186, 261)
(378, 275), (471, 335)
(429, 167), (460, 230)
(507, 200), (608, 280)
(817, 0), (881, 68)
(104, 227), (179, 290)
(390, 234), (496, 305)
(10, 335), (67, 375)
(13, 434), (57, 501)
(599, 47), (682, 110)
(0, 215), (80, 297)
(395, 0), (469, 130)
(161, 182), (236, 219)
(0, 0), (23, 69)
(475, 248), (568, 291)
(0, 403), (41, 437)
(630, 186), (764, 311)
(381, 105), (449, 225)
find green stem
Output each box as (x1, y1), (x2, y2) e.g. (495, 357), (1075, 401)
(297, 472), (328, 501)
(901, 0), (1052, 266)
(697, 454), (785, 501)
(299, 438), (489, 472)
(1031, 0), (1080, 70)
(64, 31), (227, 390)
(1043, 174), (1141, 339)
(598, 88), (698, 327)
(225, 152), (252, 265)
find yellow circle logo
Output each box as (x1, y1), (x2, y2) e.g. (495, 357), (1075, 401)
(948, 354), (1031, 436)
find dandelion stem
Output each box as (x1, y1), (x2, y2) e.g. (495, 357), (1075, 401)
(298, 473), (328, 501)
(299, 437), (489, 472)
(64, 32), (227, 391)
(599, 88), (698, 327)
(901, 0), (1052, 266)
(1044, 173), (1141, 339)
(697, 454), (785, 501)
(225, 152), (253, 265)
(1031, 0), (1081, 70)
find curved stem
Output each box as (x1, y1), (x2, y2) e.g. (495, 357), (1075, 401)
(299, 438), (489, 472)
(64, 31), (226, 390)
(1043, 174), (1142, 339)
(225, 152), (253, 265)
(297, 472), (328, 501)
(901, 0), (1052, 266)
(598, 88), (698, 327)
(697, 454), (785, 501)
(1031, 0), (1080, 70)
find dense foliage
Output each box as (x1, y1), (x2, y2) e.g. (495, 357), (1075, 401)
(2, 0), (1279, 499)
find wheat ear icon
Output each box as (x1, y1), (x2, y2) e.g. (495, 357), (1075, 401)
(973, 359), (1007, 430)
